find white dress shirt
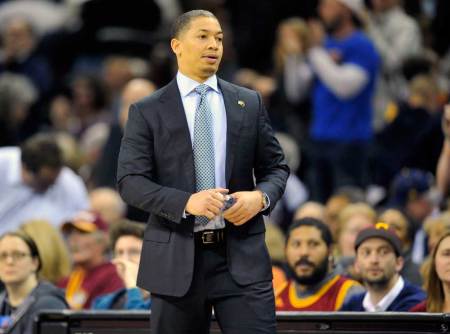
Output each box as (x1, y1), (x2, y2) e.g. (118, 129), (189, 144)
(362, 276), (405, 312)
(176, 71), (227, 231)
(0, 147), (89, 234)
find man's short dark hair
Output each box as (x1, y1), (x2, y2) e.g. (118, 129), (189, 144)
(171, 10), (217, 38)
(286, 217), (333, 247)
(21, 133), (63, 173)
(110, 220), (145, 250)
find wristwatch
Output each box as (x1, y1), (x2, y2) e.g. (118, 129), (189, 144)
(261, 192), (270, 211)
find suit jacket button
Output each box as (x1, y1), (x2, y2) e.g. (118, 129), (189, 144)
(189, 232), (194, 237)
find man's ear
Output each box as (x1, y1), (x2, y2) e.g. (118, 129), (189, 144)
(171, 38), (181, 56)
(395, 255), (404, 273)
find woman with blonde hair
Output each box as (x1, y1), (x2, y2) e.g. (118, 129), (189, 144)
(334, 203), (376, 279)
(19, 220), (71, 284)
(411, 232), (450, 312)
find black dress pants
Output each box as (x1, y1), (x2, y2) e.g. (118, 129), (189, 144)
(150, 241), (276, 334)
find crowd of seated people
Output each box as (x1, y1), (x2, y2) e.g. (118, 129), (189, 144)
(0, 0), (450, 332)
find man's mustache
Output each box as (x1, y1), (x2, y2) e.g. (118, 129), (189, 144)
(295, 257), (315, 267)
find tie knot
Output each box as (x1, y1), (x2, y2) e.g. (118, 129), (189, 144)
(195, 84), (209, 96)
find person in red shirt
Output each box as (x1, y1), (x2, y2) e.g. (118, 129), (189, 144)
(58, 211), (124, 309)
(275, 217), (362, 311)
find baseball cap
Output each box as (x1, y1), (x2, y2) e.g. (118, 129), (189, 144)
(355, 222), (403, 256)
(61, 211), (108, 234)
(335, 0), (366, 22)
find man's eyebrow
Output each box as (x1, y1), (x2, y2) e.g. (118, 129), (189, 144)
(198, 29), (223, 34)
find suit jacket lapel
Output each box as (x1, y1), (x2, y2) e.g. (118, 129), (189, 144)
(159, 79), (196, 191)
(219, 79), (244, 186)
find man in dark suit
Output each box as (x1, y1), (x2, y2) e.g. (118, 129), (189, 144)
(117, 9), (289, 334)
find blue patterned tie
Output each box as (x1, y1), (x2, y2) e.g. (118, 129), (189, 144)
(193, 84), (215, 225)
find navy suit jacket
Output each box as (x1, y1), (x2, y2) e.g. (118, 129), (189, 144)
(340, 280), (426, 311)
(117, 77), (289, 297)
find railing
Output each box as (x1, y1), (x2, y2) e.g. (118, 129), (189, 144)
(34, 310), (450, 334)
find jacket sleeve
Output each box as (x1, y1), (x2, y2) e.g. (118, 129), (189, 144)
(117, 103), (192, 223)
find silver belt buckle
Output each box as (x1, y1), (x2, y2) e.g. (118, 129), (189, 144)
(202, 231), (215, 244)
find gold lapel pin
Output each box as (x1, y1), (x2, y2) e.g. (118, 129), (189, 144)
(238, 100), (245, 108)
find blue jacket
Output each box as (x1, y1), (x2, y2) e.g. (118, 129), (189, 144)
(340, 280), (425, 311)
(92, 288), (150, 310)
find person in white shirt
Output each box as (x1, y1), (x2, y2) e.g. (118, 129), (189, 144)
(340, 222), (425, 311)
(0, 133), (89, 234)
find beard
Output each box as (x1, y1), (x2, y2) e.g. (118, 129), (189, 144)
(290, 256), (329, 286)
(363, 272), (391, 290)
(322, 15), (344, 34)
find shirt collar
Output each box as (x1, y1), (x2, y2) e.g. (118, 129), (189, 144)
(176, 71), (219, 97)
(363, 276), (404, 312)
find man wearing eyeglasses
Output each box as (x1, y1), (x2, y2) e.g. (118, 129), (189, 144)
(92, 220), (150, 310)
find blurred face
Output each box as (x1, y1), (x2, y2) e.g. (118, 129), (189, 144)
(371, 0), (397, 13)
(325, 197), (349, 239)
(22, 166), (61, 193)
(338, 214), (373, 257)
(286, 226), (330, 285)
(3, 19), (34, 56)
(171, 16), (223, 83)
(435, 236), (450, 285)
(355, 238), (403, 288)
(114, 235), (143, 264)
(428, 224), (449, 254)
(379, 209), (409, 249)
(0, 235), (38, 285)
(67, 230), (104, 266)
(319, 0), (347, 32)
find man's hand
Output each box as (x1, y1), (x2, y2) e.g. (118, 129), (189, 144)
(223, 191), (264, 226)
(185, 188), (228, 219)
(113, 258), (139, 289)
(308, 20), (325, 47)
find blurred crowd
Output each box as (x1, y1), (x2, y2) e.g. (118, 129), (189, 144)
(0, 0), (450, 331)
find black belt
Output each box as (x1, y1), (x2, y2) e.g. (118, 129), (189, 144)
(194, 229), (226, 246)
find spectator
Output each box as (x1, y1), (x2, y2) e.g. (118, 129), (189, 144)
(0, 17), (53, 95)
(275, 218), (362, 311)
(334, 202), (376, 278)
(411, 232), (450, 312)
(89, 188), (126, 226)
(92, 220), (150, 310)
(284, 0), (380, 202)
(324, 192), (352, 241)
(388, 168), (436, 265)
(19, 220), (71, 285)
(367, 0), (423, 127)
(371, 75), (439, 189)
(91, 78), (156, 189)
(419, 212), (450, 283)
(58, 211), (124, 309)
(293, 201), (326, 221)
(0, 133), (89, 235)
(341, 223), (425, 311)
(0, 73), (37, 146)
(0, 231), (68, 334)
(378, 208), (422, 286)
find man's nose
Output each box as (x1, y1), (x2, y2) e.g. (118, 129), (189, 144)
(207, 37), (219, 49)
